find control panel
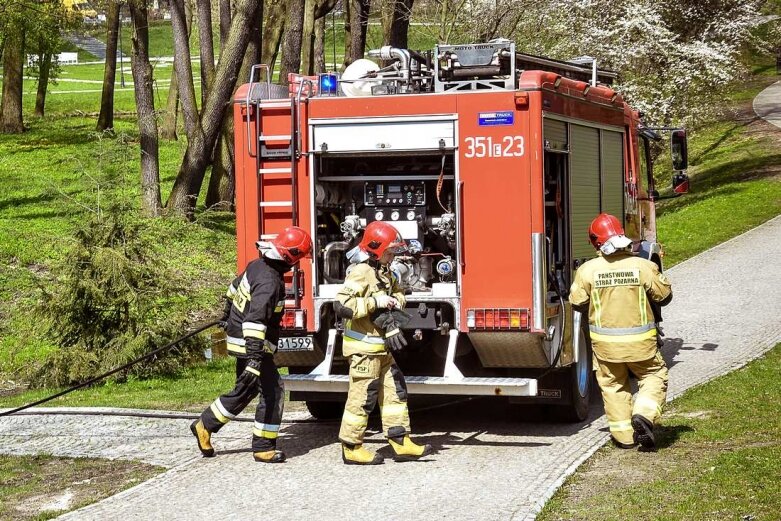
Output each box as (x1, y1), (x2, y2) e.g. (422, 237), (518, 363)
(364, 181), (425, 207)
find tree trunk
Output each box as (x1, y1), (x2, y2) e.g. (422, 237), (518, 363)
(382, 0), (414, 48)
(161, 0), (194, 140)
(343, 0), (370, 69)
(219, 0), (231, 43)
(206, 0), (255, 209)
(167, 0), (261, 217)
(342, 0), (352, 70)
(34, 52), (52, 118)
(261, 0), (287, 73)
(279, 0), (305, 84)
(314, 16), (326, 73)
(160, 66), (180, 140)
(97, 1), (121, 131)
(0, 23), (25, 133)
(196, 0), (216, 104)
(206, 112), (237, 209)
(171, 0), (200, 139)
(300, 0), (317, 75)
(129, 1), (162, 217)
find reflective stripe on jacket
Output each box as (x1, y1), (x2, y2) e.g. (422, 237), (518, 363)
(336, 262), (406, 356)
(223, 256), (289, 358)
(569, 251), (672, 362)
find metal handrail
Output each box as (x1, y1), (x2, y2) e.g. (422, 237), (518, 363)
(290, 79), (314, 308)
(245, 64), (272, 159)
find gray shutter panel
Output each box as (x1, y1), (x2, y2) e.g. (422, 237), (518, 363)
(601, 131), (624, 222)
(570, 125), (600, 260)
(544, 119), (568, 152)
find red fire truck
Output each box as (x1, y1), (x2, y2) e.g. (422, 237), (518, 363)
(231, 40), (688, 421)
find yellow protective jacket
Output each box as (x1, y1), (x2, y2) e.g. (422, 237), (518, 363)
(336, 262), (406, 356)
(569, 251), (672, 363)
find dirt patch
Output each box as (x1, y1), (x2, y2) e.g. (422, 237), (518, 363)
(0, 455), (163, 521)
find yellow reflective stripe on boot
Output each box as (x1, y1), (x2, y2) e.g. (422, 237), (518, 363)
(633, 395), (663, 422)
(608, 419), (633, 432)
(210, 399), (236, 424)
(253, 422), (280, 439)
(342, 409), (368, 428)
(244, 365), (260, 376)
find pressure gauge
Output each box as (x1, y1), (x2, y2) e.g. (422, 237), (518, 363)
(374, 210), (384, 221)
(406, 210), (416, 221)
(390, 210), (400, 221)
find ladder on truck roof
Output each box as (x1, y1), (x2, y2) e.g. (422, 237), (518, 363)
(246, 65), (312, 307)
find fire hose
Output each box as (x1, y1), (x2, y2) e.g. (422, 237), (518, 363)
(0, 320), (220, 418)
(0, 320), (478, 422)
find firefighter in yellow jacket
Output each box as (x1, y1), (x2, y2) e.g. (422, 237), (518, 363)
(569, 213), (672, 450)
(333, 220), (433, 464)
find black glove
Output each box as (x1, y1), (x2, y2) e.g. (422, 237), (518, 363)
(219, 298), (232, 329)
(385, 326), (408, 352)
(373, 310), (412, 353)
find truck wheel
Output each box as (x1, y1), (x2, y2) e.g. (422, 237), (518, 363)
(553, 325), (593, 422)
(305, 400), (344, 420)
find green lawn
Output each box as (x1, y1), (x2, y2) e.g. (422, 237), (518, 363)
(653, 60), (781, 267)
(539, 344), (781, 520)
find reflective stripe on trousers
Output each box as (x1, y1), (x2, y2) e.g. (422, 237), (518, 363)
(338, 353), (410, 445)
(594, 352), (669, 445)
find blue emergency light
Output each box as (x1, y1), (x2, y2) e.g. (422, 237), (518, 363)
(318, 73), (339, 96)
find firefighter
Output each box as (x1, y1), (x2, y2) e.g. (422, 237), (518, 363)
(333, 220), (433, 464)
(190, 226), (313, 463)
(569, 213), (672, 450)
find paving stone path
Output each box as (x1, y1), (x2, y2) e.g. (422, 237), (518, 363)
(2, 216), (780, 520)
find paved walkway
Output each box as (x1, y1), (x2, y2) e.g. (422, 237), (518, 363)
(753, 80), (781, 128)
(2, 216), (779, 520)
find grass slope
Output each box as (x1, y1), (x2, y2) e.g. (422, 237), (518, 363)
(539, 344), (781, 520)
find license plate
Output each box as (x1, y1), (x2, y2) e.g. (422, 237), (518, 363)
(277, 336), (314, 352)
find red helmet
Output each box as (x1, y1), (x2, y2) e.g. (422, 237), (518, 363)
(588, 213), (631, 252)
(359, 221), (407, 259)
(271, 226), (312, 264)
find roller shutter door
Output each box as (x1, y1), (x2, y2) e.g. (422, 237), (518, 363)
(544, 119), (568, 152)
(601, 131), (624, 223)
(570, 125), (600, 260)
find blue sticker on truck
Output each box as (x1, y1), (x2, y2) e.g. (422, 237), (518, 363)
(478, 111), (514, 126)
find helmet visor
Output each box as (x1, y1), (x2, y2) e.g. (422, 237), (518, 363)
(387, 232), (408, 255)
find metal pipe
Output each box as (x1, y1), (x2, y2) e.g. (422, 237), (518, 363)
(368, 46), (411, 81)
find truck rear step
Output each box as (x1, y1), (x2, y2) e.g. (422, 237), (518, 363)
(283, 374), (537, 396)
(283, 328), (538, 397)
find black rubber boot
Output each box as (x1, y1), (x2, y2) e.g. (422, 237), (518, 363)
(632, 414), (656, 451)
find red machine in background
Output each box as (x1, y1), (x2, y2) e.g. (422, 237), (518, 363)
(231, 40), (689, 421)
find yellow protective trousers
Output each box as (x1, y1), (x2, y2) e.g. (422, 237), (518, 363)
(338, 353), (411, 445)
(594, 351), (669, 445)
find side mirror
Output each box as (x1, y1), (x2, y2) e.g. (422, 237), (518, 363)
(672, 172), (690, 194)
(670, 129), (688, 171)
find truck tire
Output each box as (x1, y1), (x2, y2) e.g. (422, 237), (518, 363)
(305, 400), (344, 420)
(552, 324), (593, 422)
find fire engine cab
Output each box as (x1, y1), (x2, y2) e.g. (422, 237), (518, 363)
(231, 40), (688, 421)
